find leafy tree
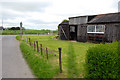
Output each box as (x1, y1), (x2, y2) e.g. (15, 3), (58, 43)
(62, 19), (69, 23)
(8, 27), (25, 30)
(0, 26), (5, 30)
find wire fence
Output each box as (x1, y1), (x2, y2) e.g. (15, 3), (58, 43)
(26, 37), (62, 73)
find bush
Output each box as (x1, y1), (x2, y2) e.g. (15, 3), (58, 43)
(85, 41), (120, 79)
(16, 36), (21, 41)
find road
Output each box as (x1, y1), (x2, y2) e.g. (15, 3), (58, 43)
(2, 35), (35, 78)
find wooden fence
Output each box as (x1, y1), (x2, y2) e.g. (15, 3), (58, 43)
(26, 37), (62, 73)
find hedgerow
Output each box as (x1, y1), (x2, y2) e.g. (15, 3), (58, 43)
(85, 41), (120, 79)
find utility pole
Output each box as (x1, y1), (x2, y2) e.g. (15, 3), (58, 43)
(20, 22), (23, 38)
(2, 18), (3, 31)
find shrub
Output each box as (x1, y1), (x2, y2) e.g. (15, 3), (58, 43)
(52, 35), (59, 39)
(16, 36), (21, 41)
(85, 41), (120, 79)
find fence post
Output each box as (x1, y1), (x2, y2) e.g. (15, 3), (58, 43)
(36, 41), (39, 52)
(46, 47), (48, 60)
(29, 38), (31, 46)
(58, 47), (62, 73)
(34, 41), (36, 51)
(40, 44), (43, 55)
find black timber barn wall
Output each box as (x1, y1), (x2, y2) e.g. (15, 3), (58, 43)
(77, 24), (87, 42)
(77, 23), (120, 42)
(87, 23), (120, 42)
(117, 24), (120, 41)
(105, 23), (120, 42)
(58, 24), (69, 40)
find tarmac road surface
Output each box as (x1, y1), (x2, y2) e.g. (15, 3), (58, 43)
(2, 35), (35, 78)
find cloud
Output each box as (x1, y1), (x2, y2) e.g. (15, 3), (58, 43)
(28, 19), (58, 24)
(1, 1), (52, 21)
(2, 9), (26, 20)
(47, 0), (119, 16)
(1, 2), (51, 12)
(0, 0), (119, 30)
(23, 23), (58, 30)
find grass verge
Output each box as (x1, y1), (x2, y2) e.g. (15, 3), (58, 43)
(17, 35), (97, 78)
(20, 41), (59, 78)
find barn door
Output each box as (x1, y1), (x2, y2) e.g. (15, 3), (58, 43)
(69, 25), (77, 40)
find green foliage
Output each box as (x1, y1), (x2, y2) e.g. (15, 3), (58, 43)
(1, 29), (58, 35)
(16, 36), (21, 41)
(51, 35), (59, 39)
(17, 35), (96, 78)
(85, 41), (120, 78)
(8, 27), (21, 30)
(62, 19), (69, 23)
(20, 41), (59, 78)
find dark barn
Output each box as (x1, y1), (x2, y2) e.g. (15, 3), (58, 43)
(87, 12), (120, 42)
(58, 12), (120, 43)
(69, 15), (96, 42)
(58, 20), (69, 40)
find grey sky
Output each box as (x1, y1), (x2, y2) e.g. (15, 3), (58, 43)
(0, 0), (120, 30)
(2, 2), (51, 12)
(118, 1), (120, 12)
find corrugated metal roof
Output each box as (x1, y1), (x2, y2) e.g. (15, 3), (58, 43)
(69, 15), (97, 19)
(88, 12), (120, 24)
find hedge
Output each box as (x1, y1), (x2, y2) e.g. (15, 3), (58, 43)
(85, 41), (120, 79)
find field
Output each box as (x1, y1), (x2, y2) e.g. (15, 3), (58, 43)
(17, 35), (98, 78)
(0, 29), (58, 35)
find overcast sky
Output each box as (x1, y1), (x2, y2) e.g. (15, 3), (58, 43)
(0, 0), (120, 30)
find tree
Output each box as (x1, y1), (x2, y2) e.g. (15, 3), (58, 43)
(8, 27), (25, 30)
(62, 19), (69, 23)
(0, 26), (5, 30)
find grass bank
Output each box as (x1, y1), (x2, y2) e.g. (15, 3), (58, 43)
(17, 35), (97, 78)
(20, 42), (59, 78)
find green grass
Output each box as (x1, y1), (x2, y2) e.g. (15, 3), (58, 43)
(20, 42), (59, 78)
(17, 35), (97, 78)
(1, 29), (58, 35)
(67, 43), (79, 78)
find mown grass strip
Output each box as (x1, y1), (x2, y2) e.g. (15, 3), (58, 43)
(67, 42), (79, 78)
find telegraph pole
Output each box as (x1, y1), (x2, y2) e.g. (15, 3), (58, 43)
(20, 22), (23, 38)
(2, 18), (3, 31)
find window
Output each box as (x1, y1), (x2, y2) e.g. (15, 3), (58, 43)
(96, 25), (104, 32)
(87, 25), (105, 33)
(87, 25), (95, 32)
